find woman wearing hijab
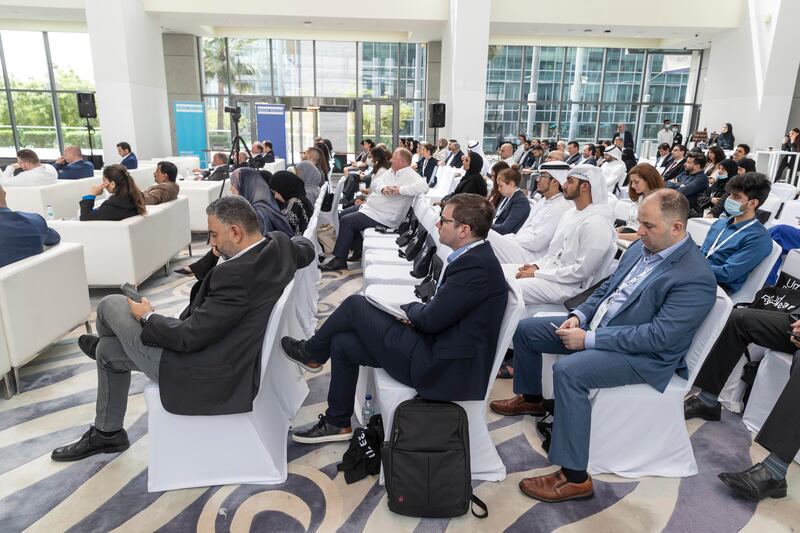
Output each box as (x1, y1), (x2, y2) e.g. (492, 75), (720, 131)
(717, 123), (735, 150)
(176, 167), (294, 276)
(440, 151), (487, 204)
(270, 170), (314, 236)
(294, 160), (322, 205)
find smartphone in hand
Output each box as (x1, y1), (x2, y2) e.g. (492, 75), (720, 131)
(120, 282), (143, 303)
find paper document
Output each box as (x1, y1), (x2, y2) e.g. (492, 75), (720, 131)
(365, 293), (408, 320)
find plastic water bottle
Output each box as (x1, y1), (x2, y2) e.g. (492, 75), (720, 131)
(45, 205), (55, 221)
(362, 394), (373, 423)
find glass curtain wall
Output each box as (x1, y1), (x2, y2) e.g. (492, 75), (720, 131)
(484, 44), (697, 152)
(200, 38), (427, 154)
(0, 30), (100, 159)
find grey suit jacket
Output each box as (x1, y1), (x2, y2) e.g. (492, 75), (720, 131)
(574, 238), (717, 392)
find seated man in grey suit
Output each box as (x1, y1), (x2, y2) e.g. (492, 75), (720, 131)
(491, 189), (717, 502)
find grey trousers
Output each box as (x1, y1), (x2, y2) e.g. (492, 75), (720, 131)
(94, 294), (163, 431)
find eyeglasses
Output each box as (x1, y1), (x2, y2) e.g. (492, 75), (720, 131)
(439, 215), (460, 226)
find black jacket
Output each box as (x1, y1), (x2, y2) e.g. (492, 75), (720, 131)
(662, 158), (686, 181)
(400, 242), (508, 401)
(492, 190), (531, 235)
(417, 157), (437, 187)
(452, 172), (487, 197)
(445, 150), (464, 168)
(203, 165), (229, 182)
(142, 233), (315, 415)
(79, 194), (140, 221)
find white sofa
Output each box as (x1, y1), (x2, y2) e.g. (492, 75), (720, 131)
(48, 197), (191, 287)
(176, 180), (231, 232)
(4, 176), (104, 219)
(126, 165), (157, 191)
(0, 243), (91, 393)
(264, 158), (286, 173)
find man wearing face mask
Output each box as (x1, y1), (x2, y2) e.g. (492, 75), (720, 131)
(698, 172), (773, 294)
(51, 196), (315, 462)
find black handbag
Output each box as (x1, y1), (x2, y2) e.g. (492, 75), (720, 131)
(750, 272), (800, 312)
(414, 255), (444, 303)
(410, 236), (437, 278)
(399, 228), (428, 261)
(337, 414), (384, 484)
(383, 398), (487, 519)
(396, 217), (419, 248)
(321, 191), (335, 212)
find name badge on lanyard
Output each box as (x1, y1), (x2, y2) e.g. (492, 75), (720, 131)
(705, 220), (757, 258)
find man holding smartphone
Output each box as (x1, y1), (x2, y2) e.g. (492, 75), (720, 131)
(51, 196), (314, 462)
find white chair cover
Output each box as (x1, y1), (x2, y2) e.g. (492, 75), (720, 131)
(144, 281), (309, 491)
(761, 193), (782, 224)
(585, 287), (732, 477)
(363, 248), (409, 269)
(369, 273), (525, 482)
(774, 200), (800, 223)
(318, 178), (346, 234)
(687, 217), (715, 245)
(294, 184), (327, 336)
(729, 241), (781, 305)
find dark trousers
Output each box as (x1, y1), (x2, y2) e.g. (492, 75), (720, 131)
(332, 207), (379, 259)
(756, 354), (800, 462)
(305, 295), (420, 427)
(340, 174), (362, 203)
(694, 308), (796, 396)
(774, 154), (797, 182)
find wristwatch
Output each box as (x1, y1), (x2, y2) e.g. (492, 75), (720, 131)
(139, 311), (154, 328)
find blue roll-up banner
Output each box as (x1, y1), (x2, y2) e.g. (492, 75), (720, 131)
(174, 101), (208, 167)
(255, 103), (287, 160)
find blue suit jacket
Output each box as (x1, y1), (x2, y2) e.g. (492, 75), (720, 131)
(0, 208), (61, 268)
(492, 190), (531, 235)
(665, 170), (709, 210)
(401, 242), (508, 401)
(120, 153), (138, 170)
(574, 238), (717, 392)
(53, 160), (95, 179)
(447, 150), (464, 168)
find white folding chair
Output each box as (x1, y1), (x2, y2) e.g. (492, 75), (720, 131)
(761, 194), (782, 224)
(774, 200), (800, 224)
(371, 273), (525, 482)
(687, 217), (715, 245)
(585, 287), (732, 477)
(769, 182), (797, 204)
(728, 241), (781, 305)
(144, 281), (308, 491)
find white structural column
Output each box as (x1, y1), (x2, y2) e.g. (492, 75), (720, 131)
(84, 0), (172, 163)
(439, 0), (492, 144)
(700, 0), (800, 149)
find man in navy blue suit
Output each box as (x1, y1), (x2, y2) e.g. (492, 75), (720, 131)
(53, 145), (95, 179)
(491, 188), (717, 502)
(0, 184), (61, 268)
(282, 193), (508, 443)
(116, 142), (138, 170)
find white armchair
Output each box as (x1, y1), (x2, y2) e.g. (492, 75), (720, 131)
(0, 242), (91, 393)
(176, 181), (231, 232)
(48, 197), (191, 287)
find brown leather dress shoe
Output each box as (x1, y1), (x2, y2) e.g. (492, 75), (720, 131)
(519, 470), (594, 502)
(489, 394), (546, 416)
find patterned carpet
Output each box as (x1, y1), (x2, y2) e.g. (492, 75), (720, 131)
(1, 236), (798, 532)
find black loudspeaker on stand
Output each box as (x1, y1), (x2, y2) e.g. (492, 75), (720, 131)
(76, 92), (102, 169)
(429, 103), (445, 148)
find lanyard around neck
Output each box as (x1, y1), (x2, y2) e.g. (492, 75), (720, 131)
(706, 219), (757, 258)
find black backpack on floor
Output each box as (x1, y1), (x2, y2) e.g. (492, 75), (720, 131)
(382, 398), (488, 519)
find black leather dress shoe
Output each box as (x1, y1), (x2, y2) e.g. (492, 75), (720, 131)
(78, 335), (100, 360)
(718, 463), (788, 501)
(319, 257), (348, 271)
(281, 336), (323, 373)
(292, 414), (353, 444)
(51, 426), (130, 462)
(683, 395), (721, 421)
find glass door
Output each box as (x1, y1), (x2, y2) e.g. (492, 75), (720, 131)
(288, 109), (318, 166)
(357, 100), (398, 149)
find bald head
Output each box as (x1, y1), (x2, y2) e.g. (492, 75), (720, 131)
(546, 150), (566, 162)
(391, 147), (413, 171)
(499, 143), (514, 159)
(637, 188), (689, 253)
(64, 145), (82, 163)
(643, 188), (689, 226)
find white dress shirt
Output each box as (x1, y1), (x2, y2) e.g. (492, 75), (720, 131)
(0, 164), (58, 186)
(657, 128), (675, 146)
(359, 166), (430, 228)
